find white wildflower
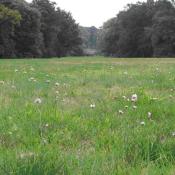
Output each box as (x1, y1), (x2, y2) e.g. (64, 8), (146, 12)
(55, 82), (60, 86)
(169, 95), (173, 98)
(30, 67), (35, 71)
(133, 105), (137, 109)
(90, 104), (96, 108)
(131, 94), (138, 102)
(8, 131), (13, 135)
(42, 139), (48, 145)
(28, 77), (35, 81)
(11, 85), (16, 89)
(140, 121), (145, 126)
(34, 98), (42, 104)
(122, 96), (127, 100)
(148, 112), (152, 119)
(124, 71), (128, 75)
(0, 80), (5, 85)
(172, 132), (175, 137)
(119, 110), (124, 115)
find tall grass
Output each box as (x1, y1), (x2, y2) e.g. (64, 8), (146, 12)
(0, 57), (175, 174)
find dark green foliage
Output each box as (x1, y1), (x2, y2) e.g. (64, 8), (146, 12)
(55, 9), (82, 56)
(0, 0), (82, 58)
(0, 4), (21, 25)
(99, 0), (175, 57)
(13, 1), (42, 57)
(152, 7), (175, 57)
(32, 0), (59, 57)
(0, 4), (21, 57)
(32, 0), (82, 57)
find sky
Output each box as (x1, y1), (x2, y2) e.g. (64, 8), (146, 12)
(26, 0), (146, 27)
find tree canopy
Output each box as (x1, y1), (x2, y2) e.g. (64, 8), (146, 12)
(0, 4), (21, 25)
(0, 0), (82, 58)
(99, 0), (175, 57)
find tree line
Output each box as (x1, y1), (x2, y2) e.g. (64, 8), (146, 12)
(1, 0), (175, 58)
(0, 0), (82, 58)
(99, 0), (175, 57)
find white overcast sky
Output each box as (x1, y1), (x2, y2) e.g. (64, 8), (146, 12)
(26, 0), (146, 27)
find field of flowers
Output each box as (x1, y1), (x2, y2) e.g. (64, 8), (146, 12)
(1, 57), (175, 174)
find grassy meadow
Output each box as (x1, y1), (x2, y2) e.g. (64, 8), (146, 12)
(1, 57), (175, 174)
